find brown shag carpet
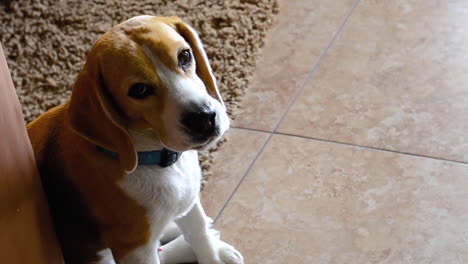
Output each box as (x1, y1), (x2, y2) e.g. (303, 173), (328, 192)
(0, 0), (278, 183)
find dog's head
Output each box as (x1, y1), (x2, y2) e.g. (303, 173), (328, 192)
(68, 16), (230, 173)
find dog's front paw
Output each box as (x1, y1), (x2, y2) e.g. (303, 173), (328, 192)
(218, 241), (243, 264)
(198, 239), (244, 264)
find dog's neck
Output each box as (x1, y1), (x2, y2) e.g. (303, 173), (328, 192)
(128, 128), (164, 152)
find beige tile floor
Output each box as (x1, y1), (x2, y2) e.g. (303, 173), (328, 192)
(201, 0), (468, 263)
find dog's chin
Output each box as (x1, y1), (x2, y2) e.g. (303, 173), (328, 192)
(191, 136), (220, 151)
(161, 135), (219, 153)
(161, 123), (228, 152)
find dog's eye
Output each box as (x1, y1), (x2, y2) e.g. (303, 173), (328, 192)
(178, 49), (192, 70)
(128, 83), (154, 99)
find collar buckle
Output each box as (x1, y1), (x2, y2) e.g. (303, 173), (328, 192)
(159, 149), (179, 167)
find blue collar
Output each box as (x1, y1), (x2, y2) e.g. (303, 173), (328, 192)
(96, 146), (180, 167)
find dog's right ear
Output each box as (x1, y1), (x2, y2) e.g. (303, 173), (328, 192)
(68, 52), (137, 173)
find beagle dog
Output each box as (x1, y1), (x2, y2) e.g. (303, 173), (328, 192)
(27, 16), (243, 264)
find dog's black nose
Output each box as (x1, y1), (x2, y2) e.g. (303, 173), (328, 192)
(181, 106), (217, 140)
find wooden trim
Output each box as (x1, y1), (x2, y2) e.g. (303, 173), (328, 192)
(0, 43), (63, 264)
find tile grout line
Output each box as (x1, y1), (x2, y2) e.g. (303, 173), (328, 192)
(271, 0), (361, 133)
(274, 132), (468, 165)
(231, 125), (270, 133)
(214, 0), (361, 223)
(213, 132), (274, 223)
(233, 126), (468, 166)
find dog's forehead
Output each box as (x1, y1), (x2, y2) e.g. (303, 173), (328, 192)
(122, 16), (186, 49)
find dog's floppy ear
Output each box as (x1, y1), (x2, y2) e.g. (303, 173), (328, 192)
(174, 19), (225, 107)
(68, 53), (137, 173)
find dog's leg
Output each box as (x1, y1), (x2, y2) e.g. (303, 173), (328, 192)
(111, 218), (171, 264)
(175, 198), (244, 264)
(159, 234), (196, 264)
(160, 217), (217, 244)
(90, 249), (116, 264)
(160, 221), (182, 244)
(159, 224), (221, 264)
(114, 241), (160, 264)
(159, 222), (195, 264)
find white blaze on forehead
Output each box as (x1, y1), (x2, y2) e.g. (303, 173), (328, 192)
(147, 21), (187, 46)
(123, 15), (154, 31)
(140, 40), (209, 152)
(126, 15), (154, 24)
(139, 22), (188, 78)
(142, 43), (206, 100)
(141, 44), (163, 74)
(141, 44), (181, 89)
(139, 21), (209, 111)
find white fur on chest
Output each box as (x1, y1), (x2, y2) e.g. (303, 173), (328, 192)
(118, 150), (201, 227)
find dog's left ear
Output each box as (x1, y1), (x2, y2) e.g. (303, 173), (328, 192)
(173, 18), (225, 108)
(68, 51), (137, 174)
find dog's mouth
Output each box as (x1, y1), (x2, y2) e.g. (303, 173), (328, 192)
(191, 135), (218, 151)
(175, 122), (221, 150)
(160, 132), (218, 152)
